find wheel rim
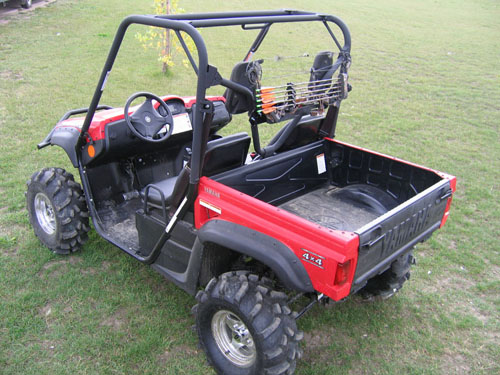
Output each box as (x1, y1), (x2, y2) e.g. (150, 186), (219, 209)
(34, 192), (56, 235)
(211, 310), (256, 367)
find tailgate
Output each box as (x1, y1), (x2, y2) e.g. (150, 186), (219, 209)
(351, 178), (453, 292)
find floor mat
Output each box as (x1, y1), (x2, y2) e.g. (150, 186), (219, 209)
(97, 198), (142, 251)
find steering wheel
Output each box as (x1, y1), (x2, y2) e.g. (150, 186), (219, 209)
(124, 92), (174, 143)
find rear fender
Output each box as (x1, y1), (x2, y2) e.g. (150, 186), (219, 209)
(197, 219), (314, 293)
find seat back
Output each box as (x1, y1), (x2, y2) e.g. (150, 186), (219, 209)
(223, 62), (257, 114)
(203, 132), (251, 176)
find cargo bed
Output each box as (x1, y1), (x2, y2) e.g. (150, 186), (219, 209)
(213, 138), (455, 294)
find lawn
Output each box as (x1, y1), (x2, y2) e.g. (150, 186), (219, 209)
(0, 0), (499, 374)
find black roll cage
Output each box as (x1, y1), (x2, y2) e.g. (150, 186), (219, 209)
(76, 9), (351, 186)
(74, 10), (351, 265)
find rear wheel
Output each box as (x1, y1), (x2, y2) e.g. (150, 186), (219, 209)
(21, 0), (32, 9)
(26, 168), (90, 254)
(359, 250), (415, 300)
(193, 271), (303, 375)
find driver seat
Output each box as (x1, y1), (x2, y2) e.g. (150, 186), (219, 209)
(140, 132), (251, 209)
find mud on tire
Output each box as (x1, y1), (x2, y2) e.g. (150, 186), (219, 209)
(26, 167), (90, 254)
(359, 250), (415, 300)
(193, 271), (303, 375)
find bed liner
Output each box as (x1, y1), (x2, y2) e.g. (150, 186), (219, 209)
(279, 183), (399, 232)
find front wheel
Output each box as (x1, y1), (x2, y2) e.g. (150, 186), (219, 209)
(26, 167), (90, 254)
(193, 271), (303, 375)
(21, 0), (32, 9)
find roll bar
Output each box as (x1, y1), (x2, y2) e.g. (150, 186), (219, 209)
(75, 10), (351, 186)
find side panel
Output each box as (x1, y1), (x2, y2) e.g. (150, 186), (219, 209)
(328, 139), (456, 189)
(195, 177), (360, 301)
(327, 140), (444, 204)
(213, 140), (328, 205)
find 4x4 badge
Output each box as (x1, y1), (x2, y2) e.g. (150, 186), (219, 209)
(301, 248), (325, 269)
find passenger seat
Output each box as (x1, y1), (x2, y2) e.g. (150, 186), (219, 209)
(140, 132), (251, 209)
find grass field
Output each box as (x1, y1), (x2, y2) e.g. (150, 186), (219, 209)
(1, 0), (499, 374)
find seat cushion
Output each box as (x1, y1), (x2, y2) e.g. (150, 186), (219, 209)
(140, 176), (178, 206)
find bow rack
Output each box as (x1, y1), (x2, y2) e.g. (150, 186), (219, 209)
(225, 50), (351, 124)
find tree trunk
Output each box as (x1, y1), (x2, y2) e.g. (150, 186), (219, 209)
(162, 0), (172, 73)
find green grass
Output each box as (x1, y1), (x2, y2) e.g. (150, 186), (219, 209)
(1, 0), (499, 374)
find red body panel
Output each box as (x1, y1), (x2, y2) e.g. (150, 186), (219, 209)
(195, 177), (360, 301)
(56, 95), (226, 141)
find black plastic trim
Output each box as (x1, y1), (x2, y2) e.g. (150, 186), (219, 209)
(59, 105), (113, 123)
(45, 127), (80, 167)
(151, 237), (205, 295)
(197, 219), (314, 292)
(352, 221), (441, 293)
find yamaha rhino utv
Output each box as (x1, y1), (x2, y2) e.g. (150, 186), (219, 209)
(26, 10), (456, 375)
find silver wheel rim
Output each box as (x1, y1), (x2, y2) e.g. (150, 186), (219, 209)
(211, 310), (256, 367)
(34, 192), (56, 235)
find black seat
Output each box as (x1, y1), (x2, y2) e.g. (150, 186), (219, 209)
(224, 61), (258, 114)
(141, 177), (178, 207)
(140, 132), (250, 207)
(203, 132), (251, 177)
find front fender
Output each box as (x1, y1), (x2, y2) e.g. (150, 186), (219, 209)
(198, 219), (314, 293)
(38, 126), (79, 167)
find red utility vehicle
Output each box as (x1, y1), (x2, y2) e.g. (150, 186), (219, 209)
(26, 10), (455, 375)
